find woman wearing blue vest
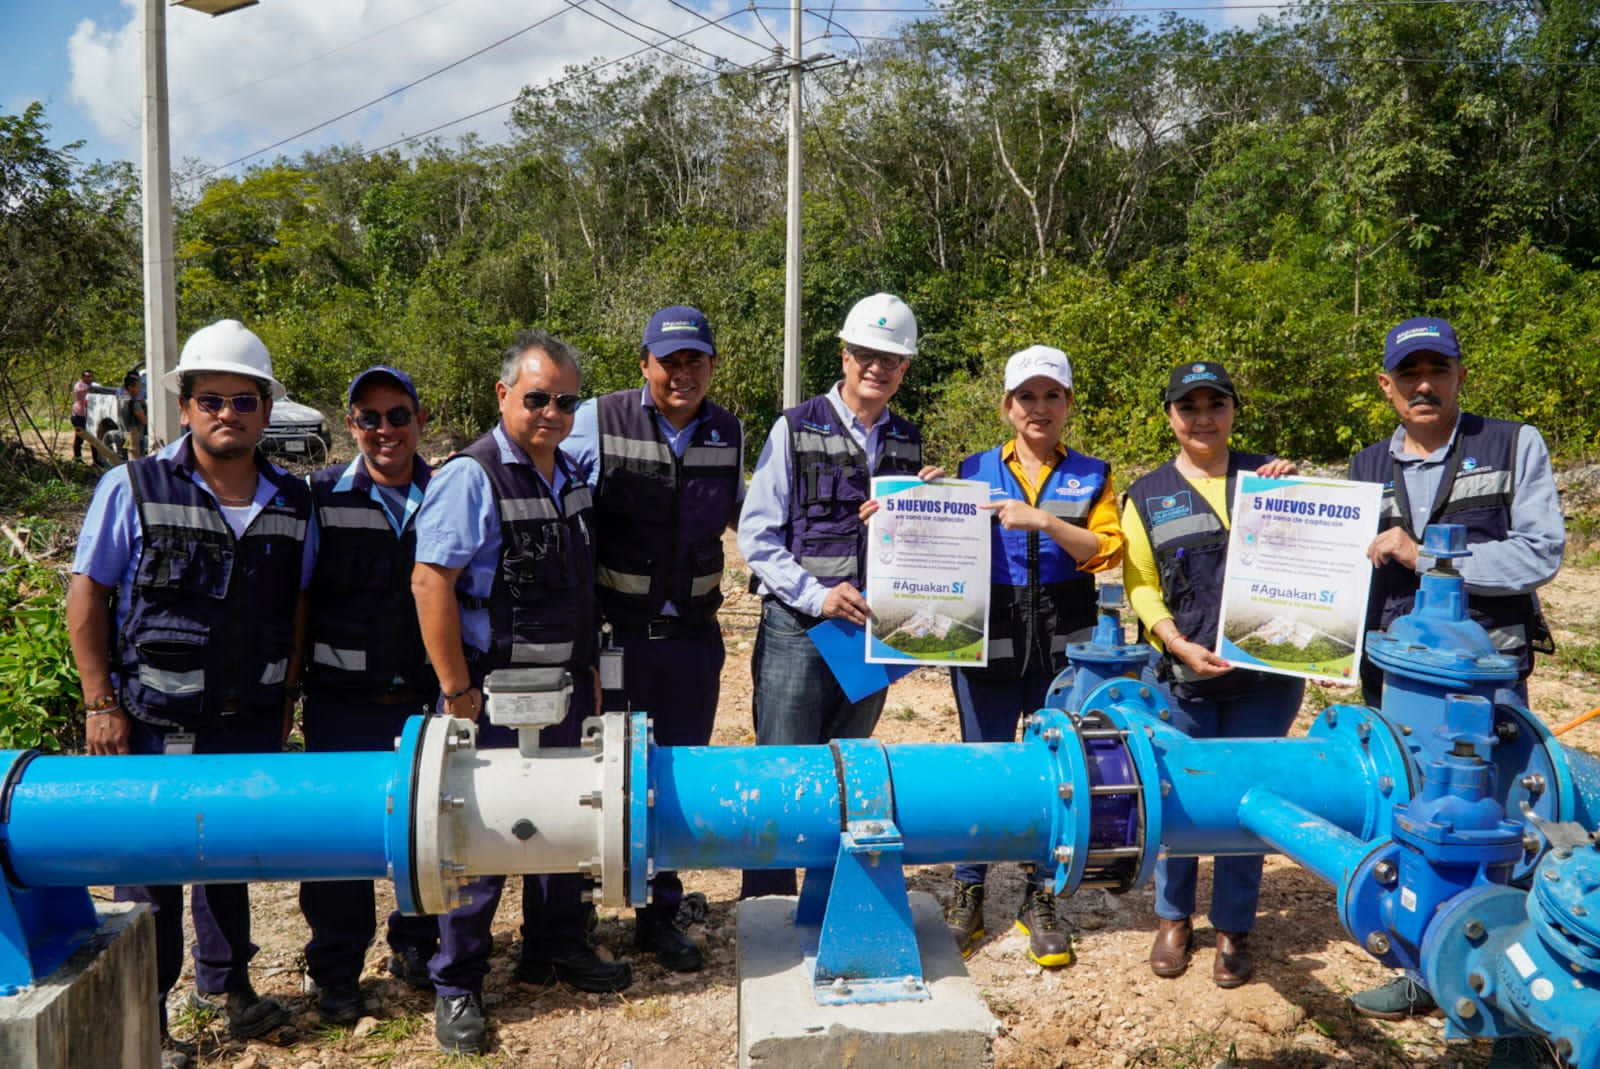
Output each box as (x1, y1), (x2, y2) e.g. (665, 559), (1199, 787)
(944, 345), (1126, 967)
(1121, 360), (1303, 988)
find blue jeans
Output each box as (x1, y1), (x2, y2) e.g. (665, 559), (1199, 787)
(742, 598), (887, 897)
(949, 662), (1061, 886)
(1147, 666), (1304, 933)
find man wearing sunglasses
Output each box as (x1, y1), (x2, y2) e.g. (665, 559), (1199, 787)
(737, 292), (943, 898)
(67, 319), (314, 1065)
(296, 365), (440, 1025)
(412, 330), (626, 1055)
(562, 304), (744, 973)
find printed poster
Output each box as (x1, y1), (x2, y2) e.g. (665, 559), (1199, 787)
(1214, 475), (1382, 685)
(864, 476), (991, 666)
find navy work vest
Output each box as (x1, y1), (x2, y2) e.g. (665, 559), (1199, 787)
(457, 433), (598, 674)
(591, 390), (742, 630)
(118, 444), (312, 730)
(1127, 452), (1271, 700)
(1349, 413), (1547, 683)
(960, 445), (1108, 677)
(304, 458), (436, 698)
(783, 394), (922, 591)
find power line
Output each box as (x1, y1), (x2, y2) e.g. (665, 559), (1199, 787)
(665, 0), (772, 51)
(190, 2), (584, 182)
(559, 0), (747, 74)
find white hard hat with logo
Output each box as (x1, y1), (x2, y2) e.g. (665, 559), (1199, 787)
(162, 319), (286, 400)
(838, 292), (918, 357)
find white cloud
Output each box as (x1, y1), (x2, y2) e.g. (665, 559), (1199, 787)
(64, 0), (800, 173)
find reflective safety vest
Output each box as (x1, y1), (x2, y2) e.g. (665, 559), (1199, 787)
(1349, 413), (1547, 684)
(1127, 452), (1271, 700)
(305, 458), (436, 697)
(960, 445), (1108, 677)
(457, 433), (597, 674)
(783, 394), (921, 591)
(591, 390), (742, 630)
(118, 443), (312, 730)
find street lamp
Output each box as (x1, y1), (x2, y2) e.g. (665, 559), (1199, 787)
(141, 0), (258, 447)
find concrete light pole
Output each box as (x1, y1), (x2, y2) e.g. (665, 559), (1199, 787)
(142, 0), (258, 447)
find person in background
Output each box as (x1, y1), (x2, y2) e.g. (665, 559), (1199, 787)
(940, 345), (1125, 967)
(562, 305), (743, 972)
(1121, 359), (1302, 989)
(297, 365), (439, 1024)
(70, 367), (113, 462)
(120, 371), (149, 459)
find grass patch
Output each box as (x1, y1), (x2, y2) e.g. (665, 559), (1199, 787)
(1547, 640), (1600, 676)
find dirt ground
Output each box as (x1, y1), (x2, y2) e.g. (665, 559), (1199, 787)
(111, 536), (1599, 1069)
(25, 433), (1598, 1068)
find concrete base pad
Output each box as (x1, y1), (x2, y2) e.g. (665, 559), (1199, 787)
(737, 891), (997, 1069)
(0, 903), (159, 1069)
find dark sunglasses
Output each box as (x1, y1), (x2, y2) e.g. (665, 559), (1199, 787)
(353, 405), (415, 430)
(193, 392), (262, 415)
(847, 347), (908, 371)
(521, 391), (581, 414)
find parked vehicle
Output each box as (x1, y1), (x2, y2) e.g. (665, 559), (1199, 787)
(87, 366), (332, 467)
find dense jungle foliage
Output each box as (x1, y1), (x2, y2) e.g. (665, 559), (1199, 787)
(7, 0), (1600, 477)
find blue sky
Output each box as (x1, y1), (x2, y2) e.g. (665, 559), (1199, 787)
(1, 1), (1263, 178)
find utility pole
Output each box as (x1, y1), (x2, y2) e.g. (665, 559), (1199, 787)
(142, 0), (178, 446)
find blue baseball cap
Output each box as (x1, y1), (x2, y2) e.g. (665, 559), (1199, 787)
(347, 365), (420, 408)
(1384, 317), (1461, 370)
(642, 305), (716, 357)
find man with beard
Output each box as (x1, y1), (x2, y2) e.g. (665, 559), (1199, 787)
(68, 320), (312, 1067)
(1345, 317), (1564, 1053)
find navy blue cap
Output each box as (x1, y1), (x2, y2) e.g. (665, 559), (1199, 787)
(1165, 360), (1237, 403)
(1384, 317), (1461, 370)
(642, 305), (716, 357)
(347, 365), (420, 408)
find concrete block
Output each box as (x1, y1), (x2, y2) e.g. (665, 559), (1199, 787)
(0, 903), (160, 1069)
(738, 891), (997, 1069)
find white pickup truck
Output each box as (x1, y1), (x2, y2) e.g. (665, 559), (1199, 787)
(88, 367), (332, 467)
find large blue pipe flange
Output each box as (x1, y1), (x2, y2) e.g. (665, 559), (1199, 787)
(626, 711), (652, 908)
(1074, 678), (1163, 891)
(387, 714), (430, 916)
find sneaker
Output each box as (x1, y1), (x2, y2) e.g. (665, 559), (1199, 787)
(1014, 883), (1073, 968)
(947, 881), (986, 957)
(1349, 976), (1437, 1020)
(514, 946), (633, 993)
(317, 981), (364, 1026)
(386, 945), (434, 991)
(188, 985), (289, 1039)
(434, 992), (486, 1055)
(637, 908), (704, 972)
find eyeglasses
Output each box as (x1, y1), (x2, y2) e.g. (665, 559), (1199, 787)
(193, 392), (262, 415)
(848, 348), (909, 371)
(521, 391), (581, 414)
(353, 405), (415, 430)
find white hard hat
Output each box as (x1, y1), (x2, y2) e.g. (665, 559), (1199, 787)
(838, 292), (918, 357)
(162, 319), (285, 400)
(1004, 345), (1073, 392)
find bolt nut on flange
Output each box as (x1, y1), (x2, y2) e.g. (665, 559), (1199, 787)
(1464, 919), (1486, 941)
(1374, 860), (1398, 885)
(1366, 932), (1391, 955)
(1454, 998), (1477, 1019)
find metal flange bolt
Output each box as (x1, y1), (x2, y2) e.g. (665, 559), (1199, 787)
(1374, 861), (1397, 885)
(1366, 932), (1392, 955)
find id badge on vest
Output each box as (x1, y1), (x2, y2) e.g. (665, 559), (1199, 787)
(164, 732), (196, 755)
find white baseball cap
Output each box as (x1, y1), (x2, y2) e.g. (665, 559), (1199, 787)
(1003, 345), (1073, 393)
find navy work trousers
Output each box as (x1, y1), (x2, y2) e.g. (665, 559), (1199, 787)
(298, 692), (438, 989)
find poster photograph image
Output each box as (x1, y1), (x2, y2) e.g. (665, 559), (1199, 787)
(1214, 474), (1382, 685)
(865, 476), (991, 666)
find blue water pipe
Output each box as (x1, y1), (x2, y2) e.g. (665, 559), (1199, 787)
(2, 526), (1599, 1062)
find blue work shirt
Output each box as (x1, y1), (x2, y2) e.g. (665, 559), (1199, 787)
(414, 423), (575, 654)
(738, 382), (895, 617)
(1386, 414), (1565, 594)
(72, 435), (318, 636)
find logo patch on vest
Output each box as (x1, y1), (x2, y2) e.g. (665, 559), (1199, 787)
(800, 419), (831, 434)
(1147, 491), (1193, 526)
(1462, 457), (1479, 471)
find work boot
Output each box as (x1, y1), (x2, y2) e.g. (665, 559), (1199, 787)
(160, 1030), (195, 1069)
(316, 981), (364, 1026)
(1349, 975), (1437, 1020)
(434, 992), (486, 1055)
(637, 907), (704, 972)
(514, 946), (633, 993)
(1149, 917), (1193, 978)
(1213, 930), (1253, 988)
(189, 985), (289, 1039)
(1014, 883), (1073, 967)
(386, 945), (434, 991)
(1486, 1036), (1561, 1069)
(947, 881), (985, 958)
